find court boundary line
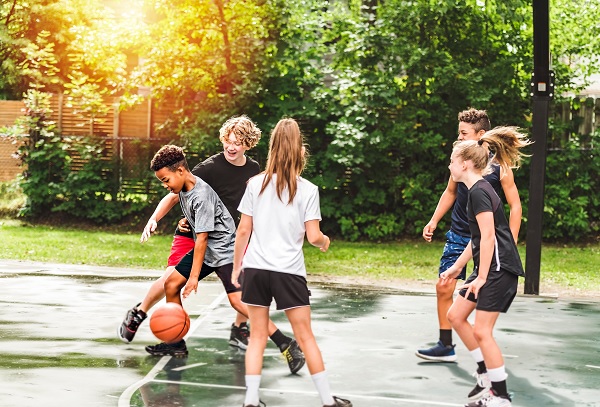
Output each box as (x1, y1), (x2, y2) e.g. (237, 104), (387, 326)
(150, 379), (464, 406)
(117, 291), (228, 407)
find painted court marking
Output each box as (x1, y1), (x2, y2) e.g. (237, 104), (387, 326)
(149, 380), (463, 406)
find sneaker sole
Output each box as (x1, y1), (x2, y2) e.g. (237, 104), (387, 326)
(468, 386), (491, 401)
(145, 348), (189, 358)
(117, 325), (132, 343)
(414, 351), (457, 362)
(228, 338), (248, 350)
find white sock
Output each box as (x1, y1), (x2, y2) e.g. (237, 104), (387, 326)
(311, 370), (335, 406)
(244, 375), (261, 406)
(487, 366), (508, 382)
(470, 347), (485, 363)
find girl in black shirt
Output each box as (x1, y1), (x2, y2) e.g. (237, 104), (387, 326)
(440, 126), (531, 407)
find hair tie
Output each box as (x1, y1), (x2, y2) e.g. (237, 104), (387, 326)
(478, 139), (484, 146)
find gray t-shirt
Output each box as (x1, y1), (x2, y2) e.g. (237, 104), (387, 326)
(179, 176), (236, 267)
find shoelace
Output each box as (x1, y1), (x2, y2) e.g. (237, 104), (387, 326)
(126, 312), (144, 330)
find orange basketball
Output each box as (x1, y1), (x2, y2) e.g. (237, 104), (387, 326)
(149, 303), (191, 344)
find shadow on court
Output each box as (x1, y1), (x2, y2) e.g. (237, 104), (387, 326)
(0, 260), (598, 407)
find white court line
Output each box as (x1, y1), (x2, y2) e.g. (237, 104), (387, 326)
(151, 380), (463, 406)
(586, 364), (600, 369)
(117, 291), (227, 407)
(172, 362), (207, 371)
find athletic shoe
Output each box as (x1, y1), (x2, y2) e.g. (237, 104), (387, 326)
(118, 303), (147, 343)
(324, 396), (353, 407)
(281, 339), (305, 374)
(415, 340), (457, 362)
(468, 371), (492, 401)
(465, 389), (512, 407)
(242, 402), (266, 407)
(229, 322), (250, 350)
(145, 339), (188, 357)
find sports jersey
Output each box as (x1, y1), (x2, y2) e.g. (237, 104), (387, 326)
(451, 162), (501, 236)
(467, 179), (524, 277)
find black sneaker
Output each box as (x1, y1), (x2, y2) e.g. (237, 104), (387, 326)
(229, 322), (250, 350)
(242, 401), (266, 407)
(118, 303), (147, 343)
(145, 339), (188, 357)
(281, 339), (305, 374)
(324, 396), (353, 407)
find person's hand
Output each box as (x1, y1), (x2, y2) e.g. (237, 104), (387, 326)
(182, 277), (198, 299)
(422, 221), (437, 242)
(320, 235), (330, 252)
(140, 219), (157, 243)
(460, 276), (486, 299)
(440, 265), (461, 284)
(177, 218), (190, 233)
(231, 267), (242, 288)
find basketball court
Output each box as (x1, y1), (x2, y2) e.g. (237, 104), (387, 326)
(0, 260), (598, 407)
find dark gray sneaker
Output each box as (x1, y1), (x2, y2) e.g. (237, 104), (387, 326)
(281, 339), (305, 374)
(145, 339), (188, 357)
(229, 322), (250, 350)
(324, 396), (353, 407)
(118, 303), (147, 343)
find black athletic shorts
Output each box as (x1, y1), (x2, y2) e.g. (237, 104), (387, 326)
(241, 268), (311, 310)
(175, 250), (240, 294)
(459, 267), (518, 313)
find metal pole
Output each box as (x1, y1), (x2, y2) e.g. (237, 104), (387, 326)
(525, 0), (553, 295)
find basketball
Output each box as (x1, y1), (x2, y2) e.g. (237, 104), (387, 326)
(149, 303), (191, 344)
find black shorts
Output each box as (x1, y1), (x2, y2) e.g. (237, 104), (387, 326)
(459, 268), (518, 313)
(241, 268), (311, 310)
(175, 250), (240, 294)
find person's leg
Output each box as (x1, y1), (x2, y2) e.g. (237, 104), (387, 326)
(243, 304), (269, 407)
(416, 231), (468, 362)
(472, 310), (511, 400)
(139, 266), (176, 312)
(118, 266), (178, 343)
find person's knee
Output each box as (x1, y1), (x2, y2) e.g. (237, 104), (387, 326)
(436, 279), (456, 297)
(472, 325), (492, 343)
(164, 277), (183, 298)
(227, 292), (247, 315)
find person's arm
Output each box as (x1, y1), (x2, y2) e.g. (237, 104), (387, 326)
(231, 214), (253, 288)
(423, 178), (458, 242)
(305, 219), (330, 252)
(182, 232), (208, 298)
(462, 211), (495, 299)
(140, 193), (180, 242)
(500, 168), (522, 243)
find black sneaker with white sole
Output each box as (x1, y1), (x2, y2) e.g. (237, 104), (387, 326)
(118, 303), (147, 343)
(145, 339), (188, 357)
(229, 322), (250, 350)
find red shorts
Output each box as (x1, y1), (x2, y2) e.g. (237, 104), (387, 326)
(167, 235), (195, 267)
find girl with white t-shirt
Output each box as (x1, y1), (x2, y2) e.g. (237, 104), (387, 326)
(231, 118), (352, 407)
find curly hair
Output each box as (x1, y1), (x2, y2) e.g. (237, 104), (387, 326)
(458, 108), (491, 133)
(150, 145), (189, 172)
(219, 115), (262, 149)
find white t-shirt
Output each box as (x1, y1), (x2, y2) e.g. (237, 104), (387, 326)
(238, 174), (321, 277)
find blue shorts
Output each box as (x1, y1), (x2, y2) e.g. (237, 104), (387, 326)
(438, 230), (471, 280)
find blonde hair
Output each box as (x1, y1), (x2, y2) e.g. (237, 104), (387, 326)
(260, 118), (306, 204)
(219, 115), (261, 149)
(452, 126), (531, 176)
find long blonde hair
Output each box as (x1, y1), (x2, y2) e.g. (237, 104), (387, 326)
(452, 126), (532, 176)
(260, 118), (306, 204)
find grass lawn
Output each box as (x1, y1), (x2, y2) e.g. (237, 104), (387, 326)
(1, 219), (599, 298)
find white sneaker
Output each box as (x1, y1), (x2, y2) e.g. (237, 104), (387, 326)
(465, 390), (512, 407)
(468, 371), (492, 401)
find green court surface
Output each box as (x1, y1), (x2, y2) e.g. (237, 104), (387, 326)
(0, 260), (598, 407)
